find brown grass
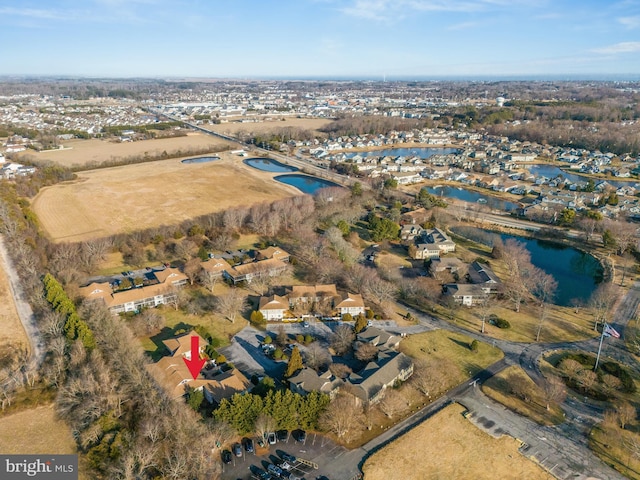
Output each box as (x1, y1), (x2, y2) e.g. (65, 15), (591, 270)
(362, 403), (554, 480)
(31, 153), (300, 243)
(590, 423), (640, 479)
(201, 117), (332, 136)
(17, 133), (232, 168)
(482, 366), (565, 425)
(0, 255), (29, 357)
(0, 404), (76, 454)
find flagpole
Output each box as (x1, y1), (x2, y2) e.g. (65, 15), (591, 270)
(594, 322), (607, 371)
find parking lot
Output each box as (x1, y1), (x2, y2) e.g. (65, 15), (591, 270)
(220, 431), (356, 480)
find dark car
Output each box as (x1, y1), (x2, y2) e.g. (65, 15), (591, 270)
(232, 442), (242, 457)
(280, 452), (296, 463)
(276, 430), (288, 442)
(267, 464), (283, 477)
(294, 430), (307, 442)
(221, 450), (232, 464)
(244, 437), (254, 453)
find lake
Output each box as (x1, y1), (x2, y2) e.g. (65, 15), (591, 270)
(528, 164), (638, 189)
(347, 147), (459, 159)
(451, 227), (603, 306)
(425, 186), (520, 212)
(274, 174), (340, 194)
(181, 156), (220, 164)
(244, 157), (298, 173)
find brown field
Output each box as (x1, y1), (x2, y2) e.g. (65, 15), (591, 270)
(201, 117), (332, 136)
(362, 403), (553, 480)
(17, 133), (232, 168)
(31, 153), (300, 243)
(0, 254), (28, 358)
(0, 404), (76, 454)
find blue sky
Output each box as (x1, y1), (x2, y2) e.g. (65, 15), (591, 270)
(1, 0), (639, 79)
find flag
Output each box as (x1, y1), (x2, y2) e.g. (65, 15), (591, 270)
(604, 324), (620, 339)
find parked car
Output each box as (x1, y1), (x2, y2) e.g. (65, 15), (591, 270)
(232, 443), (242, 457)
(267, 464), (283, 477)
(257, 436), (266, 448)
(243, 437), (254, 453)
(221, 450), (232, 464)
(276, 430), (288, 442)
(302, 321), (309, 328)
(278, 460), (292, 471)
(294, 430), (306, 442)
(280, 452), (296, 463)
(268, 432), (277, 445)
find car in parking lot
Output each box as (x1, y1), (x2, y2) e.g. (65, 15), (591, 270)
(278, 460), (292, 471)
(243, 437), (254, 453)
(280, 452), (296, 463)
(294, 430), (306, 442)
(276, 429), (288, 442)
(220, 450), (232, 464)
(232, 442), (242, 457)
(267, 432), (277, 445)
(267, 463), (283, 477)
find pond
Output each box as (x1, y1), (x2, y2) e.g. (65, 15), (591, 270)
(424, 186), (520, 212)
(274, 174), (340, 194)
(347, 147), (459, 159)
(451, 227), (603, 306)
(528, 164), (638, 189)
(181, 156), (220, 164)
(244, 157), (298, 173)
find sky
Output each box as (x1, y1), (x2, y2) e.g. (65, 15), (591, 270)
(1, 0), (639, 79)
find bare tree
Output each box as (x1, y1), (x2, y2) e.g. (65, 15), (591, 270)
(577, 369), (597, 392)
(533, 269), (558, 342)
(498, 239), (536, 313)
(615, 401), (636, 429)
(354, 342), (379, 362)
(601, 374), (622, 397)
(542, 375), (567, 410)
(319, 394), (365, 440)
(378, 389), (408, 418)
(559, 358), (583, 383)
(199, 269), (219, 293)
(329, 363), (352, 379)
(477, 296), (491, 334)
(183, 258), (201, 286)
(222, 207), (247, 232)
(254, 413), (277, 443)
(607, 219), (638, 255)
(577, 217), (600, 244)
(330, 325), (355, 356)
(304, 343), (331, 371)
(216, 289), (248, 323)
(589, 283), (618, 331)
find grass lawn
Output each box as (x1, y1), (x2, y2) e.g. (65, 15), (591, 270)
(482, 365), (565, 426)
(362, 403), (553, 480)
(590, 423), (640, 480)
(400, 330), (504, 384)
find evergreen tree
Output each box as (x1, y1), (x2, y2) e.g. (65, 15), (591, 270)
(284, 346), (303, 378)
(354, 314), (368, 333)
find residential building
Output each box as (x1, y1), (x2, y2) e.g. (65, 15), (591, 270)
(223, 257), (288, 284)
(289, 368), (343, 399)
(258, 294), (289, 321)
(443, 283), (488, 306)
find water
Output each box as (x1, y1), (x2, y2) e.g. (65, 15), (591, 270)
(274, 174), (340, 194)
(425, 186), (520, 212)
(244, 157), (298, 173)
(451, 226), (603, 306)
(346, 147), (459, 159)
(181, 156), (220, 164)
(528, 164), (638, 189)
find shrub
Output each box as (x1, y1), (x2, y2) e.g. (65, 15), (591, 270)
(215, 354), (227, 364)
(366, 309), (375, 319)
(273, 348), (284, 360)
(470, 340), (479, 352)
(264, 335), (272, 344)
(342, 313), (353, 322)
(304, 334), (313, 344)
(251, 310), (265, 325)
(489, 314), (510, 329)
(296, 334), (305, 343)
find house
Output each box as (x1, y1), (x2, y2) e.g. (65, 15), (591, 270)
(356, 327), (400, 349)
(289, 368), (343, 399)
(200, 258), (232, 278)
(258, 294), (290, 321)
(287, 284), (338, 308)
(80, 267), (188, 314)
(443, 283), (488, 306)
(347, 349), (414, 404)
(223, 257), (288, 284)
(467, 261), (502, 293)
(429, 257), (464, 274)
(147, 330), (250, 402)
(256, 246), (291, 263)
(411, 228), (456, 259)
(334, 292), (366, 317)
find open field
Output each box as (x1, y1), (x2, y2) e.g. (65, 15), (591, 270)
(201, 117), (332, 136)
(0, 253), (29, 363)
(31, 153), (299, 243)
(400, 330), (504, 385)
(17, 133), (232, 168)
(482, 365), (565, 425)
(362, 403), (553, 480)
(0, 404), (76, 454)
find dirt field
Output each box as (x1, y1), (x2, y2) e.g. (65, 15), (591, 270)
(201, 117), (332, 136)
(0, 252), (28, 358)
(31, 153), (300, 243)
(17, 133), (232, 168)
(362, 403), (553, 480)
(0, 404), (76, 454)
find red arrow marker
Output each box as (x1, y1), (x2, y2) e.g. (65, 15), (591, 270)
(183, 336), (206, 380)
